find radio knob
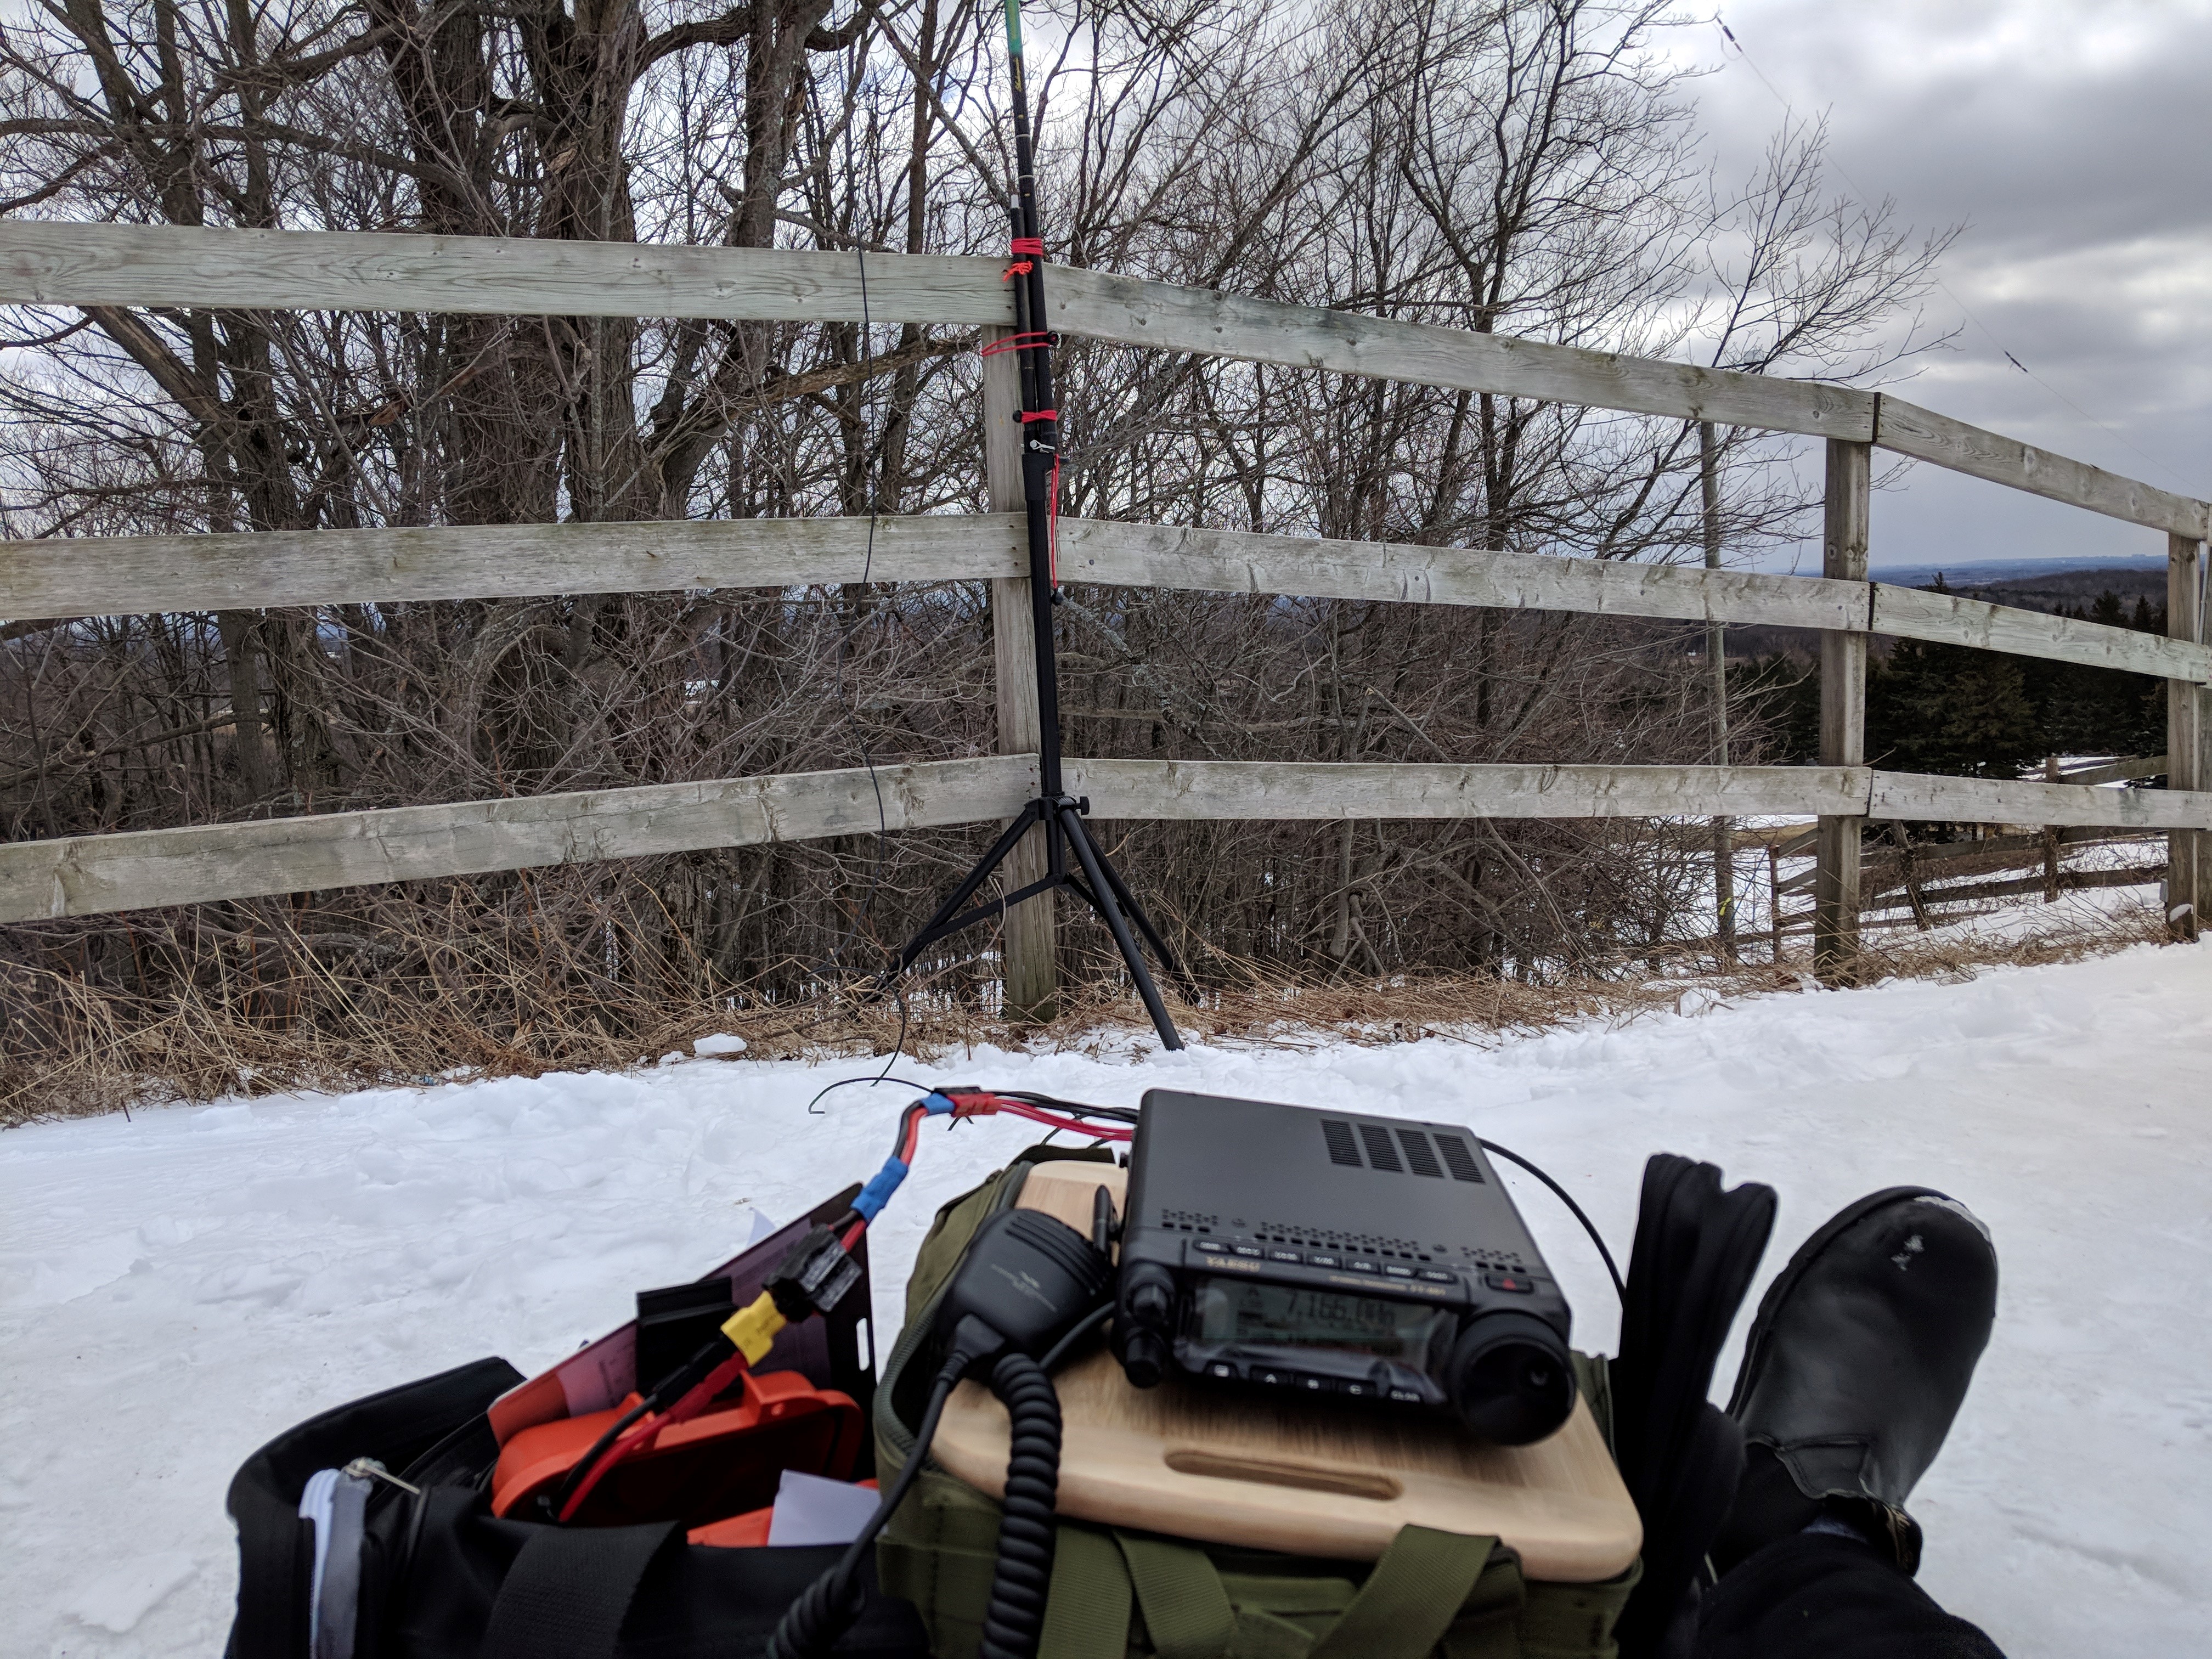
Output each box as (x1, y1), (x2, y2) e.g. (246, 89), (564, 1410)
(1120, 1328), (1170, 1389)
(1128, 1279), (1172, 1325)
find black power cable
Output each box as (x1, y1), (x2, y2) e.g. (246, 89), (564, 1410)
(1477, 1137), (1626, 1302)
(765, 1355), (962, 1659)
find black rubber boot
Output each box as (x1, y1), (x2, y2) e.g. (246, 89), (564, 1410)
(1711, 1187), (1997, 1577)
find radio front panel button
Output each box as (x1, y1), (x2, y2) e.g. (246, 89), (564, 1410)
(1193, 1239), (1225, 1254)
(1346, 1258), (1380, 1274)
(1266, 1248), (1303, 1263)
(1307, 1253), (1343, 1269)
(1483, 1271), (1537, 1294)
(1416, 1268), (1456, 1284)
(1206, 1361), (1238, 1379)
(1229, 1244), (1264, 1259)
(1381, 1264), (1415, 1279)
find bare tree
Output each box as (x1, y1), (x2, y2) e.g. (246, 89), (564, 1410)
(0, 0), (1952, 1101)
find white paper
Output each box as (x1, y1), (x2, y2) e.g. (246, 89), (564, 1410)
(764, 1469), (882, 1548)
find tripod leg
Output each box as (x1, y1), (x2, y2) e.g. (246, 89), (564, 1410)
(1056, 804), (1182, 1051)
(883, 800), (1042, 979)
(1082, 828), (1199, 1003)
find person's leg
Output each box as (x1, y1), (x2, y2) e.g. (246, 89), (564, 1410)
(1697, 1527), (2003, 1658)
(1694, 1188), (2004, 1658)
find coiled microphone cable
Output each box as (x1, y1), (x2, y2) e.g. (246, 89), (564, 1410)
(975, 1350), (1062, 1659)
(767, 1200), (1115, 1659)
(765, 1351), (965, 1659)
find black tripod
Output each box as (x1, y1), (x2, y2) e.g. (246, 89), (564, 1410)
(883, 0), (1189, 1049)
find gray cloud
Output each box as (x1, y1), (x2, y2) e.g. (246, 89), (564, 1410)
(1663, 0), (2211, 569)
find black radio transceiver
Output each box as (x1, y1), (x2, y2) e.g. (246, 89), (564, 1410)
(1114, 1090), (1576, 1444)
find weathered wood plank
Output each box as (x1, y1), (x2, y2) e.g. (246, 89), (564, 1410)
(1776, 823), (2163, 897)
(1816, 440), (1871, 979)
(1064, 759), (1871, 821)
(1861, 864), (2166, 912)
(0, 515), (1025, 620)
(1049, 267), (1876, 442)
(2169, 534), (2209, 938)
(1866, 771), (2212, 831)
(11, 223), (2208, 544)
(1872, 583), (2212, 683)
(10, 505), (2203, 702)
(1058, 520), (1869, 631)
(2057, 755), (2169, 785)
(1876, 398), (2211, 540)
(0, 757), (1038, 922)
(981, 329), (1055, 1019)
(0, 222), (1015, 326)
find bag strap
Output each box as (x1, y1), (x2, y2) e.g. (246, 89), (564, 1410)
(1117, 1531), (1237, 1659)
(1306, 1527), (1497, 1659)
(479, 1521), (682, 1659)
(1040, 1523), (1137, 1659)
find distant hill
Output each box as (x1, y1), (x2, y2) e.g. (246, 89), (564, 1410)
(1870, 556), (2165, 589)
(1720, 561), (2169, 661)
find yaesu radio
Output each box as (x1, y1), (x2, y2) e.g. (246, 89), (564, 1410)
(1114, 1090), (1578, 1444)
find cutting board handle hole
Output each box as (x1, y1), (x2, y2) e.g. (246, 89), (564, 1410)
(1165, 1449), (1403, 1501)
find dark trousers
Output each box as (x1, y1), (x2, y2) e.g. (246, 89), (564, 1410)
(1695, 1533), (2006, 1659)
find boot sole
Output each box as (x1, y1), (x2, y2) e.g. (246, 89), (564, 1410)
(1723, 1184), (1949, 1418)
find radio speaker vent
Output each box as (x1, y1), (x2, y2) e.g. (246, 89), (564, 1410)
(1397, 1129), (1443, 1178)
(1322, 1119), (1362, 1167)
(1357, 1123), (1403, 1172)
(1437, 1135), (1485, 1183)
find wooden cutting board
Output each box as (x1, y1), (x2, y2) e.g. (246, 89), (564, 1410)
(927, 1161), (1641, 1582)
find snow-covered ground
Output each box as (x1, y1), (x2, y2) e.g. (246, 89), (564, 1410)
(6, 940), (2209, 1657)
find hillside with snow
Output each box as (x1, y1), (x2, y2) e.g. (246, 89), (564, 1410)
(4, 940), (2208, 1657)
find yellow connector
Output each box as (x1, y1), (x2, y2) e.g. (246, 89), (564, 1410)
(721, 1292), (787, 1364)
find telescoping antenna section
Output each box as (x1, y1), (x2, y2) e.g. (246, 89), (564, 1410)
(881, 0), (1194, 1048)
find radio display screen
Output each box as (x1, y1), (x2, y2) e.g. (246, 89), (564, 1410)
(1187, 1276), (1450, 1362)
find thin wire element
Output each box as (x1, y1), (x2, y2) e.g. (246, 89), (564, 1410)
(1713, 15), (2195, 492)
(1479, 1137), (1626, 1302)
(810, 246), (898, 1065)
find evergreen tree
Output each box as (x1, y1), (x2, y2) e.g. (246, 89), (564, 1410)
(1868, 632), (2043, 778)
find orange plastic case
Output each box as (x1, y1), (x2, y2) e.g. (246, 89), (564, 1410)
(685, 1479), (877, 1549)
(490, 1368), (863, 1528)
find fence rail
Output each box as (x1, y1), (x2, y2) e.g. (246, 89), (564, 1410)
(7, 512), (2206, 684)
(4, 222), (2207, 538)
(0, 757), (1039, 923)
(7, 755), (2207, 924)
(2, 218), (2208, 978)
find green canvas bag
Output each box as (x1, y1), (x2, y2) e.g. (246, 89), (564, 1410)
(873, 1148), (1640, 1659)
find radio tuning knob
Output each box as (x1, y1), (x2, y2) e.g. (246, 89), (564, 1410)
(1120, 1328), (1169, 1389)
(1127, 1278), (1172, 1325)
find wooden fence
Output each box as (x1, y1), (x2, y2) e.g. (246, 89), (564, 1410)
(3, 222), (2207, 997)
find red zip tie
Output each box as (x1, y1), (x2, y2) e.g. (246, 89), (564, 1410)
(1018, 408), (1056, 422)
(978, 330), (1052, 357)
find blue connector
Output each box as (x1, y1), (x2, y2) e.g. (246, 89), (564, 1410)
(852, 1156), (911, 1222)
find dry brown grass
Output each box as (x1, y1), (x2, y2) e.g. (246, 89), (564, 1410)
(1, 895), (2175, 1128)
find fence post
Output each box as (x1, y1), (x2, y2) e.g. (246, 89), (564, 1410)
(2168, 534), (2207, 942)
(1814, 438), (1871, 981)
(982, 327), (1058, 1019)
(1700, 421), (1736, 965)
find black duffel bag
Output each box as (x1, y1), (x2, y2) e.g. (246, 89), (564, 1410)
(224, 1353), (929, 1659)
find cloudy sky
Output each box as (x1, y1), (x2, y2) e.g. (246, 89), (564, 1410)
(1657, 0), (2212, 573)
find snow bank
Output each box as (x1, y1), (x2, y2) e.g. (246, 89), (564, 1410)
(5, 943), (2209, 1657)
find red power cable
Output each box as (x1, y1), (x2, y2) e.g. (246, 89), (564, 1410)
(555, 1346), (755, 1522)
